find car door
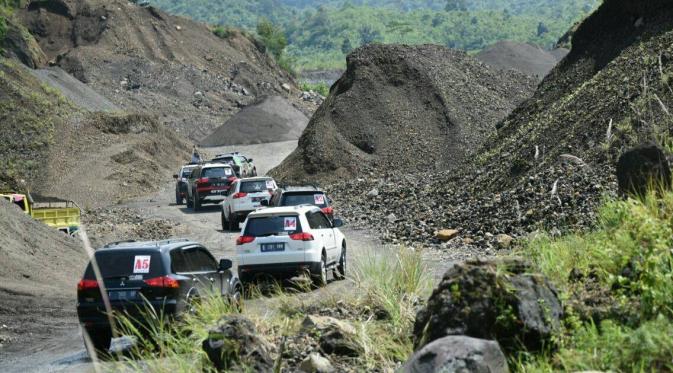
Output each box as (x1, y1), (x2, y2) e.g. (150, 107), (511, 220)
(170, 248), (200, 308)
(179, 246), (212, 295)
(315, 212), (337, 263)
(194, 247), (224, 295)
(307, 211), (336, 263)
(188, 168), (201, 198)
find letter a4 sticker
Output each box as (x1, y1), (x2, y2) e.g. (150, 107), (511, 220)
(133, 255), (151, 274)
(284, 217), (297, 231)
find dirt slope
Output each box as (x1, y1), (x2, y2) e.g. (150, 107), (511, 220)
(476, 41), (568, 79)
(200, 96), (309, 146)
(17, 0), (315, 140)
(271, 44), (536, 183)
(0, 57), (190, 208)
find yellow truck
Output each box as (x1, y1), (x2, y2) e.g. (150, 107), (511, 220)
(1, 192), (81, 235)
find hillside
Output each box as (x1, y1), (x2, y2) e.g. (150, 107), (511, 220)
(16, 0), (313, 140)
(152, 0), (598, 71)
(270, 44), (536, 183)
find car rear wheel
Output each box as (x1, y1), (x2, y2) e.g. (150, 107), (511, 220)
(84, 327), (112, 356)
(193, 192), (201, 211)
(334, 246), (346, 280)
(227, 212), (237, 231)
(175, 191), (183, 205)
(312, 254), (327, 287)
(221, 211), (227, 231)
(186, 193), (193, 208)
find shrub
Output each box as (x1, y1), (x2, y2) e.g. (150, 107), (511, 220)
(299, 82), (329, 96)
(212, 25), (234, 39)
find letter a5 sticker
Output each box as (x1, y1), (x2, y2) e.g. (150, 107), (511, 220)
(284, 217), (297, 231)
(133, 255), (151, 274)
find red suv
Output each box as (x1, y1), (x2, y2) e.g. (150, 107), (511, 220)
(186, 163), (237, 211)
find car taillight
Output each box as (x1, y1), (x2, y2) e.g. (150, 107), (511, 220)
(197, 177), (210, 185)
(144, 276), (179, 288)
(233, 192), (247, 199)
(290, 232), (314, 241)
(236, 235), (255, 245)
(77, 279), (99, 291)
(228, 176), (237, 182)
(321, 207), (334, 215)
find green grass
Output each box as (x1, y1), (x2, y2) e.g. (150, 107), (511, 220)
(513, 189), (673, 371)
(299, 81), (329, 96)
(103, 246), (432, 371)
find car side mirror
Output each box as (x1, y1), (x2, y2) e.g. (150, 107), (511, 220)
(333, 218), (344, 228)
(247, 158), (253, 162)
(260, 199), (269, 207)
(218, 259), (233, 271)
(173, 174), (179, 179)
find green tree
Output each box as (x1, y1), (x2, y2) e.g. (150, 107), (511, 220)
(445, 0), (467, 11)
(359, 25), (381, 45)
(256, 17), (287, 59)
(341, 37), (353, 54)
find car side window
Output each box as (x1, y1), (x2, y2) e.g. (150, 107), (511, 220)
(306, 212), (319, 229)
(316, 213), (332, 229)
(171, 249), (188, 273)
(196, 248), (218, 272)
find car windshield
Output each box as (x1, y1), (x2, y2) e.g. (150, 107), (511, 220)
(244, 215), (302, 236)
(84, 251), (164, 279)
(202, 167), (233, 178)
(281, 193), (327, 207)
(241, 180), (273, 193)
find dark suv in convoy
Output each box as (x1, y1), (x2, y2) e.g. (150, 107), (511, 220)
(268, 186), (335, 220)
(76, 239), (241, 355)
(211, 152), (256, 178)
(173, 164), (198, 205)
(186, 163), (237, 211)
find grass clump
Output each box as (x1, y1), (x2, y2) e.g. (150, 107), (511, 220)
(515, 189), (673, 371)
(212, 25), (234, 39)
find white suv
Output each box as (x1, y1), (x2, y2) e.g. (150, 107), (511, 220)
(236, 205), (346, 287)
(221, 177), (278, 231)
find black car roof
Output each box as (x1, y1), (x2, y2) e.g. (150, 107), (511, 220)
(97, 239), (200, 254)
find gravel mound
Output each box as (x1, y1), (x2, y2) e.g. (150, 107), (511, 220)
(271, 44), (536, 183)
(476, 41), (568, 79)
(83, 207), (179, 248)
(0, 199), (86, 297)
(324, 0), (673, 253)
(200, 96), (309, 146)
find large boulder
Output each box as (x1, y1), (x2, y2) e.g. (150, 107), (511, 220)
(616, 144), (671, 197)
(203, 315), (274, 372)
(301, 315), (363, 357)
(401, 336), (509, 373)
(413, 258), (562, 353)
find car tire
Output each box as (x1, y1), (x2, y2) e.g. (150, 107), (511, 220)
(186, 193), (193, 208)
(312, 254), (327, 288)
(221, 211), (227, 231)
(228, 212), (237, 231)
(229, 286), (243, 312)
(84, 327), (112, 356)
(175, 191), (182, 205)
(334, 245), (346, 280)
(193, 192), (201, 211)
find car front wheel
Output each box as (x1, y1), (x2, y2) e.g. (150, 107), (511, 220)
(193, 192), (201, 211)
(228, 212), (237, 231)
(186, 192), (193, 208)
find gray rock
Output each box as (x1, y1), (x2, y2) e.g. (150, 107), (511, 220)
(386, 213), (397, 223)
(367, 188), (379, 197)
(202, 315), (274, 372)
(413, 258), (562, 353)
(299, 353), (334, 373)
(401, 336), (508, 373)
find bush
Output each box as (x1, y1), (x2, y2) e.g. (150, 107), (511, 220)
(256, 17), (287, 59)
(212, 25), (234, 39)
(300, 82), (329, 96)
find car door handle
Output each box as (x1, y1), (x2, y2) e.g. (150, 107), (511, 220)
(208, 278), (214, 282)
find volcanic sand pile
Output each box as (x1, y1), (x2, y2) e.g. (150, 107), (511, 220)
(476, 41), (568, 79)
(271, 44), (536, 183)
(0, 57), (190, 208)
(17, 0), (314, 140)
(322, 0), (673, 253)
(200, 96), (309, 146)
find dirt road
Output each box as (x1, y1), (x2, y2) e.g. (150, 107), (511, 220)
(1, 140), (427, 372)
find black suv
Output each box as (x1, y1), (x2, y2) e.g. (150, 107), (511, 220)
(76, 239), (241, 354)
(267, 186), (335, 220)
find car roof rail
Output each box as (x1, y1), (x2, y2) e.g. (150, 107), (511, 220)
(155, 238), (192, 247)
(103, 239), (136, 248)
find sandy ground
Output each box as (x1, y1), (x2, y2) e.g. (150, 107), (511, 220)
(0, 140), (448, 373)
